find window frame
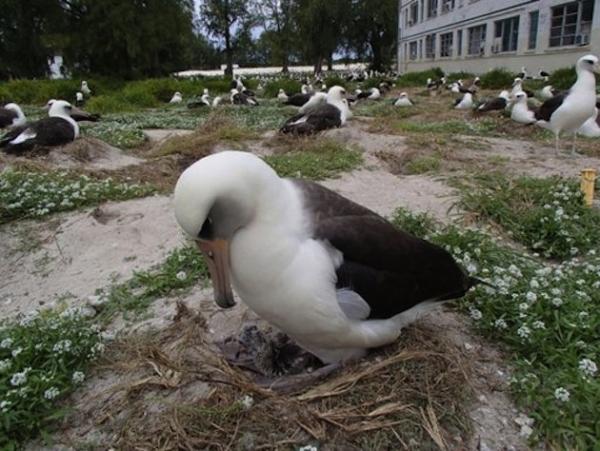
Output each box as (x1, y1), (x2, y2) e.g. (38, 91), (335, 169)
(440, 32), (453, 57)
(549, 0), (594, 47)
(467, 24), (487, 56)
(528, 11), (539, 50)
(494, 16), (520, 53)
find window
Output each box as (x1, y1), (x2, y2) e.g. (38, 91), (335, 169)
(409, 2), (418, 25)
(442, 0), (455, 14)
(440, 32), (453, 57)
(457, 29), (463, 55)
(425, 34), (436, 58)
(529, 11), (539, 49)
(419, 39), (423, 59)
(409, 42), (418, 60)
(428, 0), (438, 18)
(550, 0), (594, 47)
(468, 24), (486, 56)
(494, 16), (520, 52)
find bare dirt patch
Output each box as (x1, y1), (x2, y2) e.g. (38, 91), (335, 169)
(0, 195), (184, 319)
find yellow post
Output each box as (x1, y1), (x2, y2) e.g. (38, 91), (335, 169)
(580, 168), (597, 207)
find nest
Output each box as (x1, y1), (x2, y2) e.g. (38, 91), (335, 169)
(63, 302), (473, 450)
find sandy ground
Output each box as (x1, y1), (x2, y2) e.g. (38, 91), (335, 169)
(0, 195), (185, 318)
(8, 114), (597, 449)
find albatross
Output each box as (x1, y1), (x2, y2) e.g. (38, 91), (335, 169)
(535, 54), (600, 153)
(1, 100), (79, 153)
(174, 151), (480, 365)
(0, 103), (26, 129)
(280, 86), (349, 135)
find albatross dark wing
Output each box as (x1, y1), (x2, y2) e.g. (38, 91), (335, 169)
(292, 179), (474, 319)
(1, 117), (75, 153)
(279, 104), (341, 135)
(0, 108), (17, 128)
(535, 93), (566, 121)
(478, 97), (507, 112)
(284, 93), (311, 107)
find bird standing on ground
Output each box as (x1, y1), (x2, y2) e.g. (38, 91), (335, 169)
(535, 54), (600, 154)
(81, 81), (92, 96)
(174, 151), (480, 365)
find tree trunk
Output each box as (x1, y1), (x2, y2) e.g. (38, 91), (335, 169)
(327, 51), (333, 71)
(370, 40), (384, 73)
(282, 53), (289, 73)
(224, 25), (233, 78)
(314, 56), (323, 75)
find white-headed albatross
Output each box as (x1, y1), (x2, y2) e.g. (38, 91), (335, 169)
(280, 86), (349, 135)
(511, 91), (536, 125)
(1, 100), (79, 153)
(477, 90), (510, 112)
(0, 103), (26, 129)
(174, 151), (481, 365)
(394, 92), (413, 107)
(535, 55), (599, 153)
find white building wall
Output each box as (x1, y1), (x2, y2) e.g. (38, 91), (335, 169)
(397, 0), (600, 74)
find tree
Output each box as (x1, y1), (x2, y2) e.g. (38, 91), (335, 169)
(198, 0), (252, 77)
(292, 0), (350, 74)
(256, 0), (296, 73)
(59, 0), (195, 79)
(347, 0), (397, 72)
(0, 0), (65, 79)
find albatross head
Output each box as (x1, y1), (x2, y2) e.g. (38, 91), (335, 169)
(577, 54), (600, 74)
(174, 151), (278, 309)
(327, 86), (350, 123)
(513, 91), (527, 103)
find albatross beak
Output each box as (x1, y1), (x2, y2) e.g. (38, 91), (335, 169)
(197, 239), (235, 309)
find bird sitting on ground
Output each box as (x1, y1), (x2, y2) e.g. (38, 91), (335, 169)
(230, 89), (259, 106)
(46, 99), (100, 122)
(0, 103), (26, 129)
(169, 91), (183, 104)
(173, 151), (482, 372)
(75, 92), (85, 107)
(454, 92), (474, 109)
(277, 89), (289, 103)
(477, 90), (510, 113)
(535, 54), (600, 154)
(1, 100), (78, 153)
(539, 85), (557, 101)
(578, 101), (600, 138)
(394, 92), (414, 107)
(510, 92), (537, 124)
(187, 93), (210, 108)
(280, 86), (349, 135)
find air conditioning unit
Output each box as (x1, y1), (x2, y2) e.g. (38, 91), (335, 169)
(575, 33), (590, 45)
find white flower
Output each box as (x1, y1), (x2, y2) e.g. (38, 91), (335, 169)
(469, 308), (482, 320)
(508, 265), (522, 277)
(532, 321), (545, 330)
(53, 340), (72, 353)
(517, 325), (531, 339)
(176, 271), (187, 281)
(11, 347), (23, 357)
(579, 359), (597, 377)
(299, 446), (318, 451)
(0, 338), (13, 349)
(494, 319), (507, 330)
(514, 413), (534, 438)
(518, 303), (529, 311)
(0, 359), (11, 372)
(240, 394), (254, 409)
(530, 279), (540, 289)
(554, 387), (570, 402)
(466, 263), (477, 274)
(579, 311), (589, 320)
(551, 298), (563, 307)
(72, 371), (85, 383)
(10, 368), (30, 386)
(525, 292), (537, 303)
(0, 400), (10, 413)
(44, 387), (60, 400)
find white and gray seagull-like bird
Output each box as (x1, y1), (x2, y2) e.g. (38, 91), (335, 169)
(535, 54), (600, 154)
(174, 151), (481, 367)
(394, 92), (414, 107)
(510, 91), (537, 125)
(0, 100), (79, 153)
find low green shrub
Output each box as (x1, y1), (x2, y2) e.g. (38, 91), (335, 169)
(86, 95), (136, 114)
(396, 67), (444, 87)
(323, 75), (348, 89)
(263, 78), (303, 97)
(480, 68), (515, 90)
(549, 67), (576, 90)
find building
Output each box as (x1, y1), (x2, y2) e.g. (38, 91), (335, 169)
(397, 0), (599, 74)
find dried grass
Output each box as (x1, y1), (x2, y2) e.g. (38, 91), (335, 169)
(64, 302), (472, 450)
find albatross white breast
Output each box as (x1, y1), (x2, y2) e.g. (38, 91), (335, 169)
(174, 151), (480, 364)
